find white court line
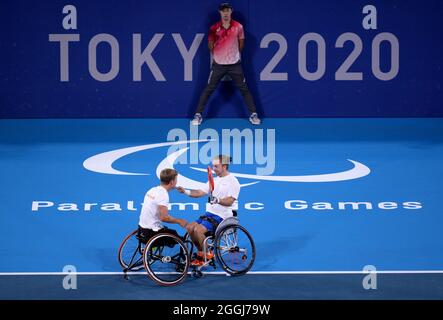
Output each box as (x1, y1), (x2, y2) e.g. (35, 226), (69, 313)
(1, 270), (443, 276)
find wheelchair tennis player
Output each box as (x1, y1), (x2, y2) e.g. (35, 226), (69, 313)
(138, 168), (189, 243)
(177, 154), (240, 266)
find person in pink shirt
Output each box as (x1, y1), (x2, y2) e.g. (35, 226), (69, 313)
(191, 3), (261, 125)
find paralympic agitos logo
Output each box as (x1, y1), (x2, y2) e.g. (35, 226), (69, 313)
(82, 138), (371, 189)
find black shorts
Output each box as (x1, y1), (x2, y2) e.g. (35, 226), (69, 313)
(137, 225), (180, 247)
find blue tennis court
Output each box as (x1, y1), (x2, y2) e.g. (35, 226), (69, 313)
(1, 118), (442, 299)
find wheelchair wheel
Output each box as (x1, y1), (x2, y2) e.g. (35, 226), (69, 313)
(143, 233), (190, 286)
(118, 230), (145, 272)
(215, 225), (255, 276)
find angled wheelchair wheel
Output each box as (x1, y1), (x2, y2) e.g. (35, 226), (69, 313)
(143, 233), (190, 286)
(118, 230), (145, 272)
(215, 225), (256, 276)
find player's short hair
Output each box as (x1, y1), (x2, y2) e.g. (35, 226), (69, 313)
(213, 155), (232, 169)
(160, 168), (178, 184)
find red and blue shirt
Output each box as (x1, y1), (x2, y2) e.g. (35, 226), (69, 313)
(208, 19), (245, 65)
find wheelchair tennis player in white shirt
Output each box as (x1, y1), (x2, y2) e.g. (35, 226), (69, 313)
(177, 155), (240, 266)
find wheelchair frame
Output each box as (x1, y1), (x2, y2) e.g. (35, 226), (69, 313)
(117, 216), (255, 286)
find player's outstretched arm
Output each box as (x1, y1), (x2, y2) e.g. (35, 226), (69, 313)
(176, 186), (207, 198)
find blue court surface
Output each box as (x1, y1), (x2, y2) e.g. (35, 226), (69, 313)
(1, 118), (443, 299)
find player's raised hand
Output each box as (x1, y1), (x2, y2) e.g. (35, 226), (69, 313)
(209, 196), (220, 204)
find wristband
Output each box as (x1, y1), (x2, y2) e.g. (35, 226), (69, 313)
(184, 189), (191, 196)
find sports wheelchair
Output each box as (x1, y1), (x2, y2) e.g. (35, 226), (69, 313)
(117, 212), (255, 286)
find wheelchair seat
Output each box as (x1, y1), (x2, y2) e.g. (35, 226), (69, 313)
(204, 231), (215, 238)
(136, 233), (148, 244)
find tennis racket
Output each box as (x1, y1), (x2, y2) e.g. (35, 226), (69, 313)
(207, 165), (215, 202)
